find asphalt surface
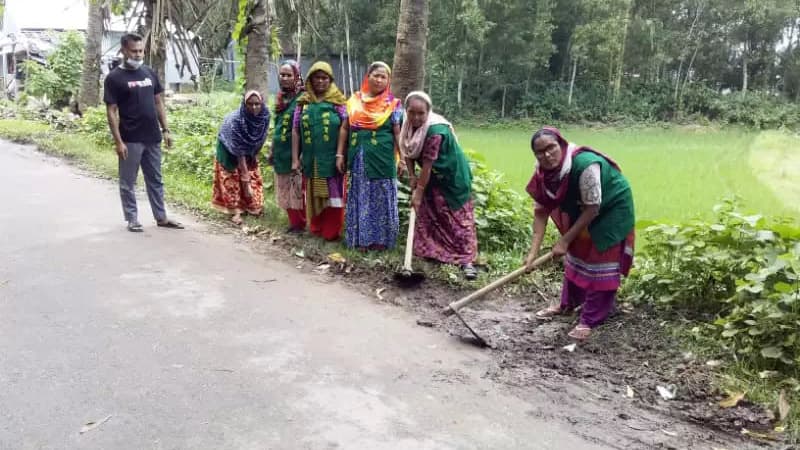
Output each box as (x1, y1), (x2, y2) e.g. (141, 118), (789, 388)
(0, 140), (607, 449)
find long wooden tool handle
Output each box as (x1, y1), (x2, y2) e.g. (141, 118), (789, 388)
(403, 209), (417, 270)
(443, 252), (553, 315)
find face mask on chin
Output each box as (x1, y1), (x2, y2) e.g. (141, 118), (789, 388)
(125, 58), (143, 70)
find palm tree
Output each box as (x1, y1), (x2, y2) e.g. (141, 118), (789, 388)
(78, 0), (106, 112)
(392, 0), (429, 101)
(243, 0), (271, 94)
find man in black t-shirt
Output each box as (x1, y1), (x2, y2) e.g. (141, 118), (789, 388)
(103, 33), (183, 232)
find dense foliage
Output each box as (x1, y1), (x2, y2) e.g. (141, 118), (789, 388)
(627, 200), (800, 376)
(271, 0), (800, 128)
(22, 31), (85, 108)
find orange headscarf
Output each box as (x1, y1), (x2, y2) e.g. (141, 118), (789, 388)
(346, 61), (401, 130)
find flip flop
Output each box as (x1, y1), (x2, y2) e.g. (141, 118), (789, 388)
(568, 324), (592, 341)
(535, 305), (563, 319)
(157, 219), (184, 229)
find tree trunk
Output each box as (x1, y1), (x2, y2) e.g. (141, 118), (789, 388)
(245, 0), (270, 94)
(783, 20), (796, 94)
(612, 0), (632, 102)
(78, 0), (104, 112)
(391, 0), (429, 101)
(345, 8), (354, 94)
(295, 4), (302, 65)
(674, 1), (703, 102)
(501, 85), (507, 118)
(144, 0), (168, 89)
(457, 70), (463, 111)
(339, 50), (346, 91)
(144, 0), (167, 87)
(568, 57), (577, 106)
(742, 42), (749, 97)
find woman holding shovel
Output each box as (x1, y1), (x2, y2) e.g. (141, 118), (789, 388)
(525, 127), (635, 340)
(401, 91), (478, 280)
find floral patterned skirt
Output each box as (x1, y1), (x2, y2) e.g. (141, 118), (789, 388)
(211, 160), (263, 215)
(413, 186), (478, 265)
(344, 150), (399, 249)
(274, 172), (304, 210)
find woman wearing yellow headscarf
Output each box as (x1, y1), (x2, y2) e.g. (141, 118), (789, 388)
(291, 61), (349, 240)
(339, 61), (404, 251)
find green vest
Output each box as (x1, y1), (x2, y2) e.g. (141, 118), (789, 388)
(426, 124), (473, 210)
(348, 119), (397, 179)
(563, 151), (635, 252)
(300, 102), (341, 178)
(272, 97), (298, 174)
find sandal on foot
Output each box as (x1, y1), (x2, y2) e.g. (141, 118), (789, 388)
(568, 324), (592, 341)
(535, 305), (563, 319)
(127, 221), (144, 232)
(462, 264), (478, 280)
(157, 219), (185, 229)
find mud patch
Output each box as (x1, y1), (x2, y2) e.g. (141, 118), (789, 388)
(210, 220), (783, 449)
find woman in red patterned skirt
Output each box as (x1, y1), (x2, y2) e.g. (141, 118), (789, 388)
(212, 90), (270, 225)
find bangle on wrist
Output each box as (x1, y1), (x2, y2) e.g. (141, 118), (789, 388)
(335, 154), (344, 159)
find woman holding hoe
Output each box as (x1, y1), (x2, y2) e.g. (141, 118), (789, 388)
(400, 91), (478, 280)
(525, 127), (635, 340)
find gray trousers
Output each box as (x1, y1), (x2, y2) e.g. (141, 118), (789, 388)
(119, 142), (166, 223)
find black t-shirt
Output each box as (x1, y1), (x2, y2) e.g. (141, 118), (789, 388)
(103, 65), (164, 144)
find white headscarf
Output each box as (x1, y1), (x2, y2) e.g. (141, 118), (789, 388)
(399, 91), (456, 159)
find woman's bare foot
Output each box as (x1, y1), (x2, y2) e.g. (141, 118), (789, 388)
(231, 214), (243, 225)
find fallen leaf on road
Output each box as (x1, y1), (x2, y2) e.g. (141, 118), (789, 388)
(328, 253), (346, 264)
(250, 279), (277, 283)
(778, 389), (791, 421)
(660, 429), (678, 437)
(626, 385), (635, 398)
(656, 385), (676, 400)
(79, 415), (112, 434)
(294, 250), (305, 258)
(562, 343), (577, 353)
(719, 392), (746, 408)
(741, 428), (779, 441)
(376, 288), (386, 300)
(416, 319), (435, 328)
(706, 360), (723, 367)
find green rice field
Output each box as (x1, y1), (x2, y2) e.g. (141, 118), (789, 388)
(458, 126), (800, 223)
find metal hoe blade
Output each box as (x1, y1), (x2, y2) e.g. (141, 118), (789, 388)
(452, 310), (489, 348)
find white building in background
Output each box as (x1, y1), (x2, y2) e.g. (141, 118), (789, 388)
(1, 0), (199, 99)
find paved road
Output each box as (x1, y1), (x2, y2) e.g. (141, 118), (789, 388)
(0, 141), (606, 450)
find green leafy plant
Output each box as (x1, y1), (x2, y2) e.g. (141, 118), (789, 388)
(22, 31), (85, 108)
(628, 199), (800, 373)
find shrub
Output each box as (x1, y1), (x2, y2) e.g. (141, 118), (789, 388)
(627, 199), (800, 373)
(22, 31), (84, 108)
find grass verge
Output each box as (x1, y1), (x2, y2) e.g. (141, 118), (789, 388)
(0, 119), (514, 289)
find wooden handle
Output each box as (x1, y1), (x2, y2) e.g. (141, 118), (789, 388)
(443, 252), (553, 315)
(403, 209), (417, 270)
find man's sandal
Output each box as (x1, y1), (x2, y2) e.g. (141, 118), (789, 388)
(157, 219), (185, 229)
